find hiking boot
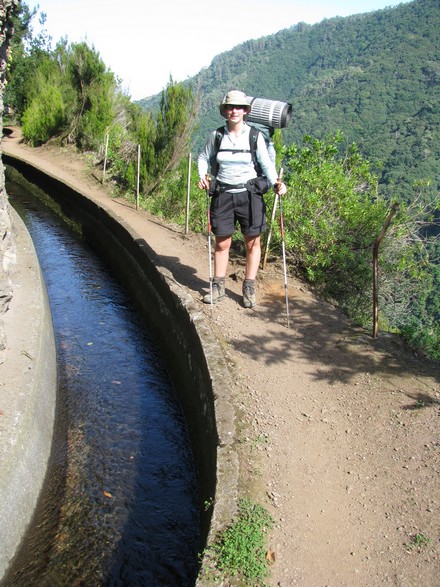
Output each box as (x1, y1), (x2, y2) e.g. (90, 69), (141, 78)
(203, 278), (225, 304)
(242, 279), (256, 308)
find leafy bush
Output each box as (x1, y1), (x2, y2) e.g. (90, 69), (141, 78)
(270, 132), (439, 360)
(278, 133), (388, 315)
(21, 83), (66, 145)
(401, 319), (440, 362)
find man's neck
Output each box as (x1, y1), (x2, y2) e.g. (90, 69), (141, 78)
(227, 120), (246, 137)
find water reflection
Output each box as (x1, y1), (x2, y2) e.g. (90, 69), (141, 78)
(6, 180), (199, 586)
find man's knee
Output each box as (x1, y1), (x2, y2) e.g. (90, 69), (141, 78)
(245, 235), (261, 251)
(216, 236), (232, 252)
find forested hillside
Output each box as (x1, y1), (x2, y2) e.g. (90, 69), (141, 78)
(140, 0), (438, 205)
(6, 0), (439, 361)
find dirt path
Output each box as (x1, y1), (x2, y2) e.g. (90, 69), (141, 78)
(3, 128), (439, 587)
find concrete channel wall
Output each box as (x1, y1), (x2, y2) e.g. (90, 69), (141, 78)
(3, 154), (238, 585)
(0, 207), (57, 581)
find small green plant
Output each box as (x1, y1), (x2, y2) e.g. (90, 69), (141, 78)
(405, 532), (432, 550)
(251, 433), (269, 450)
(211, 498), (274, 585)
(203, 497), (215, 511)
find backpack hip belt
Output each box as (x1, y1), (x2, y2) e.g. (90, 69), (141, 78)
(217, 181), (247, 192)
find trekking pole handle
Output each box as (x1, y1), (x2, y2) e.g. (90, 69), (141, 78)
(198, 174), (211, 190)
(275, 167), (284, 194)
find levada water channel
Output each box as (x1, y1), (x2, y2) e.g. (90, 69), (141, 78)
(4, 172), (200, 586)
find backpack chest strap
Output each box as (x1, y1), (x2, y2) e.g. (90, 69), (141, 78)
(218, 148), (252, 155)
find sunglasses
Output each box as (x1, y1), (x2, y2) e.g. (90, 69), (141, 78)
(225, 104), (246, 111)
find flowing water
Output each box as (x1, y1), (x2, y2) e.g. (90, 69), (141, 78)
(5, 178), (200, 586)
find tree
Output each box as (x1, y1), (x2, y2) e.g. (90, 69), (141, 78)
(4, 2), (51, 120)
(66, 41), (117, 149)
(142, 78), (198, 195)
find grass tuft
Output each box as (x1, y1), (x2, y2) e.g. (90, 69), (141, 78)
(211, 498), (274, 585)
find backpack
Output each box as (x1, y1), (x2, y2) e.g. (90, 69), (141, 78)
(210, 125), (265, 178)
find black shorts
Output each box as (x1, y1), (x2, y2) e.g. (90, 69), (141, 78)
(210, 189), (267, 237)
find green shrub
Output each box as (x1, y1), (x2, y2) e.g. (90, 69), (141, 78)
(400, 319), (440, 361)
(140, 158), (207, 231)
(21, 84), (66, 145)
(211, 498), (274, 585)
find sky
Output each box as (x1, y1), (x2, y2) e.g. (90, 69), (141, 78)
(25, 0), (410, 101)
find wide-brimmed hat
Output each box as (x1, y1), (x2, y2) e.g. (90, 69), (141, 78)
(219, 90), (252, 118)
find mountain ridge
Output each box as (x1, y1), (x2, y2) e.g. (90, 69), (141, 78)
(138, 0), (439, 204)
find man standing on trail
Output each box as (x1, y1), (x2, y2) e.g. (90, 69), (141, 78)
(198, 90), (286, 309)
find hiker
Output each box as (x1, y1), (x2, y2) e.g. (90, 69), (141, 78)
(198, 89), (287, 309)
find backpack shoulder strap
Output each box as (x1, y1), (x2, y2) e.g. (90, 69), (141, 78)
(249, 126), (264, 177)
(249, 126), (259, 165)
(214, 126), (225, 151)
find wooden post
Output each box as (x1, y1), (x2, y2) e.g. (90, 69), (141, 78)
(102, 133), (109, 184)
(136, 144), (140, 211)
(262, 168), (283, 270)
(262, 193), (279, 270)
(372, 202), (399, 338)
(185, 152), (192, 234)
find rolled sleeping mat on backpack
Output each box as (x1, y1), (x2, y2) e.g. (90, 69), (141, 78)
(246, 97), (292, 129)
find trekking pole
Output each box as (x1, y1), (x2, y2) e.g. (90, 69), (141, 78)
(205, 175), (214, 317)
(262, 192), (278, 270)
(278, 168), (290, 328)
